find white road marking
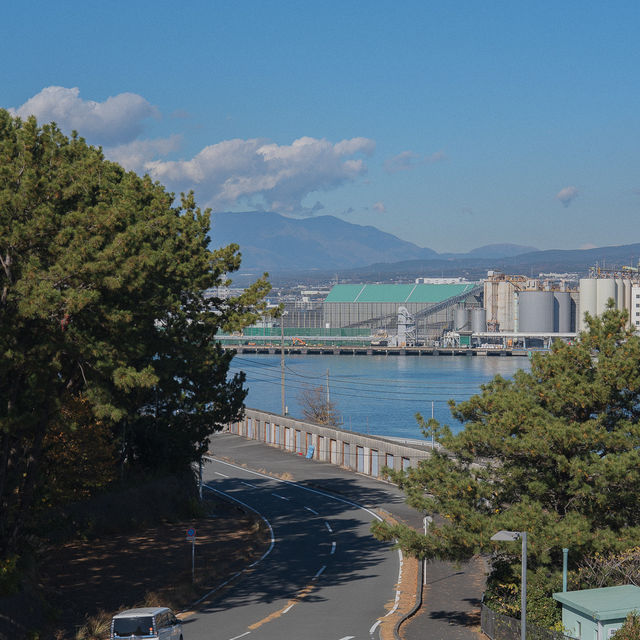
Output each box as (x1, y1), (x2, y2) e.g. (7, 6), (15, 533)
(382, 548), (403, 618)
(215, 471), (229, 477)
(282, 604), (294, 614)
(272, 492), (290, 501)
(338, 637), (355, 640)
(229, 632), (250, 640)
(304, 506), (319, 515)
(313, 565), (326, 579)
(369, 620), (381, 635)
(330, 541), (336, 554)
(240, 481), (257, 488)
(185, 484), (276, 608)
(325, 521), (333, 533)
(204, 456), (404, 634)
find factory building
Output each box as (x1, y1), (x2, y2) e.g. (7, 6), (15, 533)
(322, 283), (482, 340)
(633, 284), (640, 331)
(483, 271), (579, 333)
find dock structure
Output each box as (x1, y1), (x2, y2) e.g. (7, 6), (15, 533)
(223, 344), (531, 356)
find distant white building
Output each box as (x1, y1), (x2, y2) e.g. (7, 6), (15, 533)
(414, 277), (472, 285)
(632, 284), (640, 332)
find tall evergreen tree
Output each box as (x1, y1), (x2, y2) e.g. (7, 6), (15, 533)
(373, 305), (640, 623)
(0, 111), (269, 562)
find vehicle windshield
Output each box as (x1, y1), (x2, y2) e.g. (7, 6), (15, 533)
(113, 617), (155, 637)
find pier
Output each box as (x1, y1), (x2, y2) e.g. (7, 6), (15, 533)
(224, 344), (531, 356)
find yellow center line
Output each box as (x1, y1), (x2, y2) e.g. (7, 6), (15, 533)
(248, 580), (317, 630)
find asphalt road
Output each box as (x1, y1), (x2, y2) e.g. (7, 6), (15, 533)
(182, 433), (414, 640)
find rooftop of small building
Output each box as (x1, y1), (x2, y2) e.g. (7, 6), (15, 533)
(553, 585), (640, 621)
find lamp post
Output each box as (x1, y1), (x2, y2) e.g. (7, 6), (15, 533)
(423, 515), (432, 586)
(491, 530), (527, 640)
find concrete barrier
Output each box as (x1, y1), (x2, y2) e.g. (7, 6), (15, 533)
(226, 408), (434, 478)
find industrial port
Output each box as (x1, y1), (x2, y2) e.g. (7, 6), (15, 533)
(215, 263), (640, 354)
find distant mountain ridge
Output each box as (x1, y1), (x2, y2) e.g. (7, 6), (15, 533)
(210, 211), (536, 272)
(210, 211), (639, 285)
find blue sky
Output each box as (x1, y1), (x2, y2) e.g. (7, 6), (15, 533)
(2, 1), (639, 253)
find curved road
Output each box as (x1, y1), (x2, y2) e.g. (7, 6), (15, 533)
(182, 443), (406, 640)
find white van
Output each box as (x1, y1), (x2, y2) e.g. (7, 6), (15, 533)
(111, 607), (183, 640)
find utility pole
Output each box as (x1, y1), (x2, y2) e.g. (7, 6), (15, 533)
(326, 369), (330, 406)
(280, 313), (285, 416)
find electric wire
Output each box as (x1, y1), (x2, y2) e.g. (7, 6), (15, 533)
(232, 355), (499, 391)
(229, 367), (475, 404)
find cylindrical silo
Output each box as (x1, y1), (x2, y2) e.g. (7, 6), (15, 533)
(471, 308), (487, 333)
(596, 278), (616, 315)
(615, 279), (625, 311)
(623, 279), (633, 318)
(518, 291), (554, 332)
(455, 305), (469, 331)
(579, 278), (597, 331)
(554, 292), (571, 333)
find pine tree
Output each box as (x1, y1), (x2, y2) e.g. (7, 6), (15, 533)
(0, 111), (270, 564)
(373, 304), (640, 623)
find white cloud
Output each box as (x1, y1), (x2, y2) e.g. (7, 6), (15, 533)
(7, 87), (375, 214)
(145, 135), (376, 214)
(373, 201), (386, 213)
(8, 86), (159, 145)
(384, 150), (446, 173)
(556, 186), (579, 207)
(106, 135), (182, 172)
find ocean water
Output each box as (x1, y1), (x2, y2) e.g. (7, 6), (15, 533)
(229, 353), (530, 440)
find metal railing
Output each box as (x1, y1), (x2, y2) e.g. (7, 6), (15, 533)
(481, 604), (575, 640)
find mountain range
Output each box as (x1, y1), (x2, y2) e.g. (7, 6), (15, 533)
(210, 211), (537, 271)
(210, 211), (640, 283)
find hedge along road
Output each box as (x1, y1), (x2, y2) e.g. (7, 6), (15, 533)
(181, 447), (406, 640)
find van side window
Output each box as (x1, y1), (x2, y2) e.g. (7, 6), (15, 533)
(155, 612), (167, 629)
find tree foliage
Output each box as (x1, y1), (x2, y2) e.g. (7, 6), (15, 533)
(0, 111), (270, 564)
(373, 305), (640, 625)
(612, 612), (640, 640)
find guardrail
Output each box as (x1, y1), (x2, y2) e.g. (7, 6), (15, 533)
(226, 407), (435, 477)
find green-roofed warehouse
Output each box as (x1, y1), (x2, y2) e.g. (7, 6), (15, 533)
(323, 283), (482, 339)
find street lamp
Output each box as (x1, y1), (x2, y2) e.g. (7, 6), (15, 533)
(491, 530), (527, 640)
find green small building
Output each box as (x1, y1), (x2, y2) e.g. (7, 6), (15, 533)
(553, 584), (640, 639)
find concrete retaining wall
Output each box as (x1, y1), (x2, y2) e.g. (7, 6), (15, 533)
(226, 408), (434, 478)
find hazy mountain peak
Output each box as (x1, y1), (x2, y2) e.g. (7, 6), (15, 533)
(466, 243), (539, 258)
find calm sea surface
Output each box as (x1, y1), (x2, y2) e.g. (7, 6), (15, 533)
(229, 354), (530, 440)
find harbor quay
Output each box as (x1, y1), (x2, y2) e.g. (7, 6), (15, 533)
(224, 344), (531, 356)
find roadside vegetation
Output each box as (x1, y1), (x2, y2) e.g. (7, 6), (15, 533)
(0, 110), (270, 633)
(373, 305), (640, 629)
(299, 385), (340, 426)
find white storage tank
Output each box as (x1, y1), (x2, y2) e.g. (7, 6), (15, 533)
(579, 279), (597, 331)
(471, 308), (487, 333)
(455, 305), (470, 331)
(623, 280), (633, 323)
(596, 278), (616, 315)
(554, 292), (572, 333)
(518, 291), (554, 332)
(615, 279), (625, 311)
